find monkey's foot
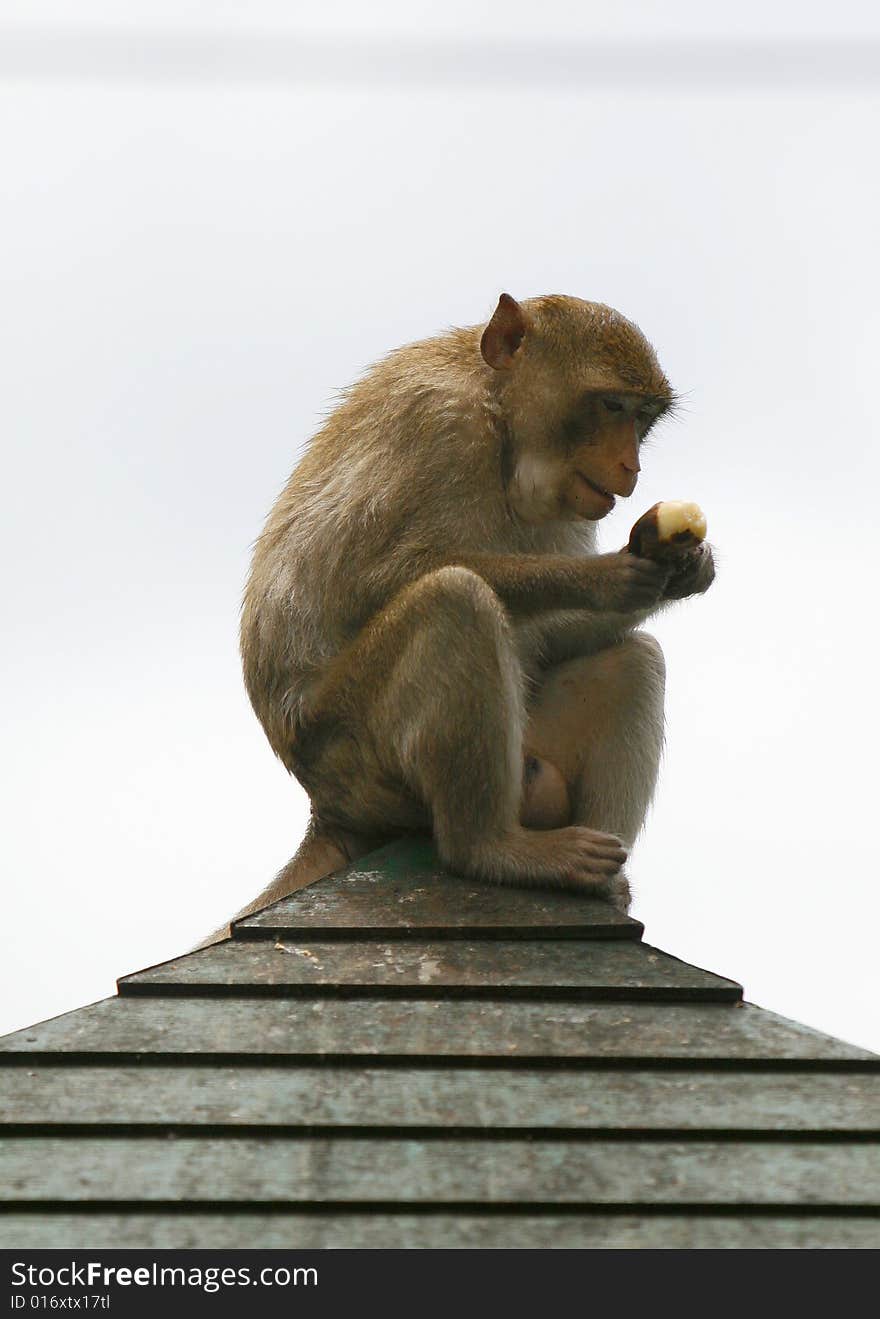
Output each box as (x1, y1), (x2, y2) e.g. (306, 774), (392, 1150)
(454, 824), (627, 894)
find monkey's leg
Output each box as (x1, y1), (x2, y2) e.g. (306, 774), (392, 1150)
(527, 631), (666, 842)
(303, 566), (627, 892)
(525, 632), (666, 906)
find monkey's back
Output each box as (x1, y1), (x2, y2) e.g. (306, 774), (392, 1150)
(240, 324), (594, 764)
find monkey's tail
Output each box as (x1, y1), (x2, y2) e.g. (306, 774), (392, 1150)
(192, 815), (382, 949)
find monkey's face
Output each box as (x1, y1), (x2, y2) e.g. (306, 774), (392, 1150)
(482, 293), (674, 524)
(559, 391), (670, 522)
(507, 386), (669, 525)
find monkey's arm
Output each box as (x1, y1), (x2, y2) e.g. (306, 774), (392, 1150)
(443, 550), (669, 617)
(536, 542), (715, 667)
(535, 607), (654, 666)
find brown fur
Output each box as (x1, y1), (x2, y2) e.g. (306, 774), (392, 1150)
(226, 294), (713, 934)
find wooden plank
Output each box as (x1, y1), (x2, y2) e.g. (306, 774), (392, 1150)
(3, 1066), (879, 1132)
(117, 940), (742, 1002)
(1, 998), (876, 1064)
(2, 1212), (878, 1249)
(3, 1137), (879, 1205)
(235, 837), (643, 940)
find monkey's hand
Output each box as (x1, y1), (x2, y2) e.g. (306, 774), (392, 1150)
(663, 542), (716, 600)
(579, 551), (671, 614)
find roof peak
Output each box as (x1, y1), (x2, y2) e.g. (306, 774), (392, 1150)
(233, 835), (645, 943)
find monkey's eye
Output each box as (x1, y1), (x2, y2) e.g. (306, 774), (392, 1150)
(602, 397), (624, 413)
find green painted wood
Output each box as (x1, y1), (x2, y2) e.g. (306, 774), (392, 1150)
(3, 1137), (879, 1205)
(2, 1212), (877, 1250)
(3, 1066), (879, 1132)
(1, 998), (876, 1064)
(118, 940), (742, 1002)
(235, 838), (643, 941)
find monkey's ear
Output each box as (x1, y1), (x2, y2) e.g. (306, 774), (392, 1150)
(480, 293), (528, 369)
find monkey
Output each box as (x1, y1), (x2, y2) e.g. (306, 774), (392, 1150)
(219, 294), (714, 938)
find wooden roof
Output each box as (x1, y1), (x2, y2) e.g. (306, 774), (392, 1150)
(1, 835), (878, 1248)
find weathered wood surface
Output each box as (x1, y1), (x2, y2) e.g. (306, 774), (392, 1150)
(3, 1066), (879, 1132)
(1, 997), (875, 1064)
(3, 1137), (879, 1204)
(235, 838), (643, 940)
(118, 940), (742, 1001)
(2, 1212), (878, 1250)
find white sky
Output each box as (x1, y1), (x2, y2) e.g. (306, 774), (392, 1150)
(4, 1), (880, 38)
(1, 5), (879, 1052)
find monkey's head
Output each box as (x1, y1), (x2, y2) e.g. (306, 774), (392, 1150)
(481, 293), (675, 524)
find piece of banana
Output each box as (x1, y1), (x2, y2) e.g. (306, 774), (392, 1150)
(627, 500), (707, 559)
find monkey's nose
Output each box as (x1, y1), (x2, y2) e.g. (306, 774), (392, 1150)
(615, 467), (639, 497)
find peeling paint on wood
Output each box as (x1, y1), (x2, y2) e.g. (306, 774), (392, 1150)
(3, 1066), (879, 1131)
(118, 939), (742, 1002)
(0, 998), (875, 1064)
(3, 1137), (879, 1205)
(2, 1212), (878, 1250)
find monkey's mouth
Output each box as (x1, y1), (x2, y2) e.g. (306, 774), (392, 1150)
(577, 472), (616, 510)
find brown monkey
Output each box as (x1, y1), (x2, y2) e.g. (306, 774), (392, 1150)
(225, 294), (714, 934)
